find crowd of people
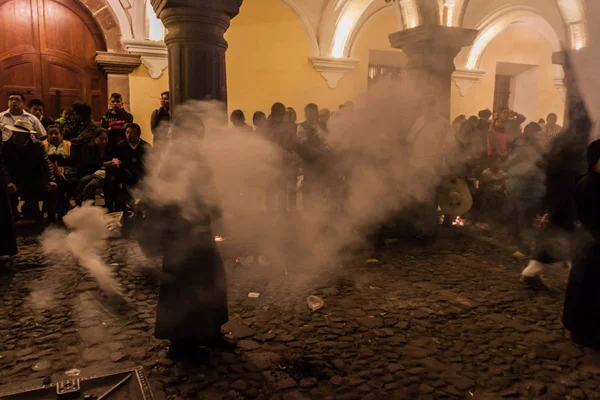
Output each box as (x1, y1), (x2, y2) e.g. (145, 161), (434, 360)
(0, 92), (159, 232)
(1, 88), (598, 355)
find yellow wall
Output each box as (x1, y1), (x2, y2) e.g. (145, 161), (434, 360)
(225, 0), (400, 121)
(451, 25), (566, 125)
(128, 64), (169, 144)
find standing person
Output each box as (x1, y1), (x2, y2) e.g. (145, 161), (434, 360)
(562, 139), (600, 348)
(506, 122), (545, 258)
(297, 103), (329, 210)
(0, 139), (17, 257)
(2, 120), (57, 221)
(285, 107), (298, 130)
(27, 99), (55, 130)
(265, 103), (298, 213)
(477, 109), (492, 158)
(253, 111), (267, 132)
(488, 117), (509, 159)
(539, 112), (562, 149)
(452, 115), (466, 137)
(406, 97), (456, 237)
(101, 93), (134, 149)
(1, 93), (46, 142)
(456, 116), (479, 156)
(521, 100), (592, 288)
(150, 91), (170, 147)
(500, 108), (526, 143)
(230, 110), (252, 132)
(318, 108), (331, 133)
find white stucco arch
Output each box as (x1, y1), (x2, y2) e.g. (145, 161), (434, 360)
(105, 0), (133, 40)
(465, 6), (562, 70)
(280, 0), (320, 56)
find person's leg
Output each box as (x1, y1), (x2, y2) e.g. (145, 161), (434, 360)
(43, 187), (57, 222)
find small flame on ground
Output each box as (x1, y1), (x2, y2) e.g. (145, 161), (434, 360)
(214, 236), (225, 242)
(453, 217), (465, 227)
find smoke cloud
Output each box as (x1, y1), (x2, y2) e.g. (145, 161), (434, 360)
(137, 79), (447, 285)
(41, 202), (120, 294)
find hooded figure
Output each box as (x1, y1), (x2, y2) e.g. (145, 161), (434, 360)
(131, 106), (232, 359)
(562, 139), (600, 348)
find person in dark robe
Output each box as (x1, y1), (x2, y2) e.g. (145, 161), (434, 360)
(562, 139), (600, 348)
(132, 121), (232, 359)
(520, 100), (591, 288)
(0, 139), (17, 257)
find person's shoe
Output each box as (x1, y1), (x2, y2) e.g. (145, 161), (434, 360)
(512, 251), (528, 259)
(520, 275), (548, 290)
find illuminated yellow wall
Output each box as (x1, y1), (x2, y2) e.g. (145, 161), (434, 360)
(226, 0), (400, 121)
(128, 64), (169, 144)
(451, 25), (565, 125)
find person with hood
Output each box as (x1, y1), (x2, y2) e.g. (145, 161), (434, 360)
(521, 100), (592, 288)
(562, 139), (600, 348)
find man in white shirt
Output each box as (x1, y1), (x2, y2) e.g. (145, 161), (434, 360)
(1, 93), (47, 142)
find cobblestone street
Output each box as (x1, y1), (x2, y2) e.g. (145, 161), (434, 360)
(1, 227), (599, 400)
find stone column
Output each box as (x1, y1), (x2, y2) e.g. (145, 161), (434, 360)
(552, 50), (583, 126)
(151, 0), (243, 111)
(95, 52), (142, 111)
(389, 24), (477, 120)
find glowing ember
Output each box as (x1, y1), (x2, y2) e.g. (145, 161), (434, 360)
(214, 236), (225, 242)
(453, 217), (465, 227)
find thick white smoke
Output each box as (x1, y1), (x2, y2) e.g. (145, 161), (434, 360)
(41, 202), (120, 294)
(138, 78), (447, 284)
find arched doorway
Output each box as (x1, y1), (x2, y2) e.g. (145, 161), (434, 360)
(0, 0), (107, 121)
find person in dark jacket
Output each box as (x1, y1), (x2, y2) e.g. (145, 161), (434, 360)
(150, 91), (170, 147)
(562, 139), (600, 348)
(0, 139), (17, 256)
(68, 103), (97, 164)
(106, 123), (150, 211)
(101, 93), (134, 149)
(76, 128), (113, 205)
(3, 119), (57, 221)
(28, 99), (55, 131)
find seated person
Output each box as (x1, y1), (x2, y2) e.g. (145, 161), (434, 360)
(42, 125), (78, 216)
(76, 128), (113, 205)
(106, 123), (150, 211)
(3, 119), (57, 221)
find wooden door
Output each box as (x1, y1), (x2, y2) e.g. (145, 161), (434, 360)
(0, 0), (107, 121)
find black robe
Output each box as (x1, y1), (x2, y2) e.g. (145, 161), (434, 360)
(0, 143), (17, 256)
(135, 203), (228, 346)
(563, 171), (600, 347)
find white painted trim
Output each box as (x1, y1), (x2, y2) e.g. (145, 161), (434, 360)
(310, 56), (359, 89)
(105, 0), (134, 39)
(279, 0), (320, 56)
(123, 39), (168, 78)
(452, 68), (486, 96)
(465, 6), (561, 70)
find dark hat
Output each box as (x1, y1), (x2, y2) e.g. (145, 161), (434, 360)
(587, 139), (600, 170)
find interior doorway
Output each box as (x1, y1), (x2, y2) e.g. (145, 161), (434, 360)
(0, 0), (107, 121)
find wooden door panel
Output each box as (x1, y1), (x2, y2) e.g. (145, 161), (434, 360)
(39, 0), (100, 68)
(41, 54), (84, 118)
(0, 0), (107, 121)
(0, 0), (40, 59)
(0, 53), (43, 107)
